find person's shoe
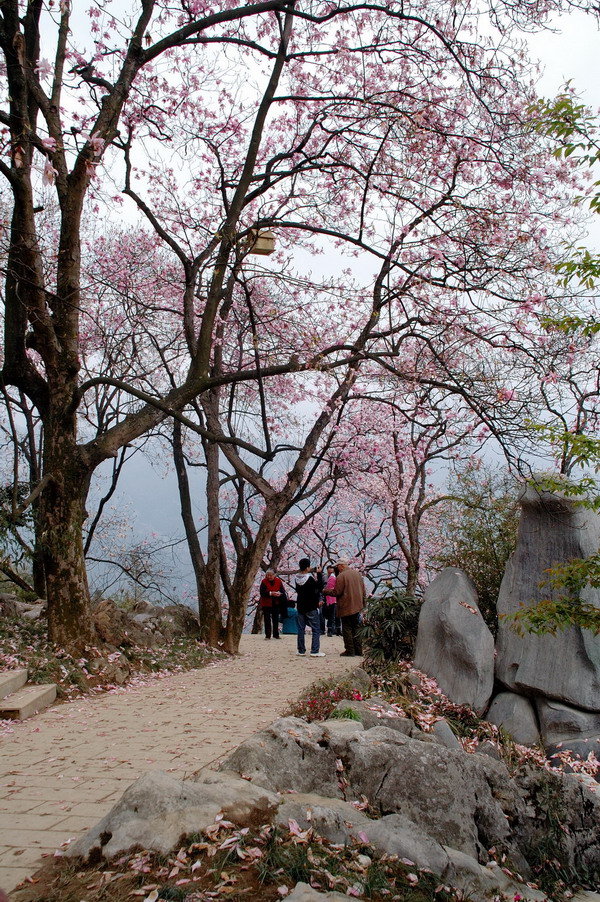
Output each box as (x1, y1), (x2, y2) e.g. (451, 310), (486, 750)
(339, 651), (355, 657)
(310, 652), (326, 657)
(274, 635), (280, 639)
(264, 636), (270, 640)
(296, 651), (306, 656)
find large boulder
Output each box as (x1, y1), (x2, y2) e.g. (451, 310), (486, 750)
(223, 714), (600, 887)
(222, 717), (347, 798)
(223, 717), (528, 869)
(340, 726), (527, 867)
(495, 485), (600, 711)
(511, 766), (600, 879)
(413, 568), (494, 714)
(486, 692), (540, 746)
(67, 770), (279, 860)
(536, 698), (600, 745)
(537, 699), (600, 770)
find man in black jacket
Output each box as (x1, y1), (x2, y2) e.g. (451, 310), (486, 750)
(295, 558), (325, 657)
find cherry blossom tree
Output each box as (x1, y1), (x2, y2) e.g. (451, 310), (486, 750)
(0, 0), (586, 651)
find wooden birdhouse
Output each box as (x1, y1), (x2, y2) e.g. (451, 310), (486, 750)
(248, 229), (275, 256)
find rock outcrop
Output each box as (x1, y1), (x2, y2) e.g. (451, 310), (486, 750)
(413, 568), (494, 714)
(69, 711), (600, 902)
(487, 692), (540, 746)
(68, 770), (279, 860)
(495, 486), (600, 712)
(412, 486), (600, 769)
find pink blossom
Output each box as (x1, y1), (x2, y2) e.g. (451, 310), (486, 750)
(42, 159), (58, 185)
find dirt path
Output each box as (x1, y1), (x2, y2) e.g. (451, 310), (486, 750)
(0, 633), (354, 894)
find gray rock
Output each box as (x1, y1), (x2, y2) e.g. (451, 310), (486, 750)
(512, 765), (600, 880)
(67, 770), (279, 860)
(341, 726), (522, 863)
(221, 717), (344, 797)
(344, 667), (373, 697)
(432, 718), (462, 750)
(22, 603), (45, 621)
(276, 793), (370, 845)
(475, 741), (503, 760)
(331, 699), (414, 736)
(443, 847), (546, 902)
(224, 715), (600, 888)
(414, 568), (494, 714)
(537, 698), (600, 745)
(487, 692), (540, 746)
(287, 883), (351, 901)
(495, 485), (600, 711)
(0, 593), (19, 617)
(321, 719), (364, 742)
(362, 813), (450, 874)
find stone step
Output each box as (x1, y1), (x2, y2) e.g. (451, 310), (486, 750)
(0, 683), (57, 720)
(0, 668), (28, 700)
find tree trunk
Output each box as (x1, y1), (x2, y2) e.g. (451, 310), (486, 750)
(222, 505), (284, 653)
(198, 437), (225, 646)
(40, 409), (96, 649)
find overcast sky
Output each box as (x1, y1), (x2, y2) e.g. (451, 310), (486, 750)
(529, 9), (599, 107)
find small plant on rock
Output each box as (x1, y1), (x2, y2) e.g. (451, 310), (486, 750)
(285, 677), (364, 722)
(330, 706), (362, 721)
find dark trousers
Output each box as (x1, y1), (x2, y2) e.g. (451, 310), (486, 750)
(263, 606), (280, 639)
(323, 603), (337, 635)
(341, 612), (362, 655)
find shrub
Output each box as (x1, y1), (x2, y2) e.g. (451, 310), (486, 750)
(358, 590), (421, 665)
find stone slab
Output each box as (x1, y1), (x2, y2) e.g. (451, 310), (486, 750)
(0, 684), (57, 720)
(0, 669), (27, 700)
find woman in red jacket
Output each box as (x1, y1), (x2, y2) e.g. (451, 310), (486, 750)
(259, 569), (285, 639)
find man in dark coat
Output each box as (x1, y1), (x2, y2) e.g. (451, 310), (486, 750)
(294, 558), (325, 657)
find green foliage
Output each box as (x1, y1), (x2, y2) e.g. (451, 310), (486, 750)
(432, 467), (519, 635)
(505, 595), (600, 636)
(540, 312), (600, 336)
(330, 705), (362, 720)
(358, 590), (421, 664)
(522, 446), (600, 500)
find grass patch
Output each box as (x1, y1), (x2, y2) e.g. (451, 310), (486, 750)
(330, 705), (362, 721)
(12, 821), (461, 902)
(0, 616), (224, 701)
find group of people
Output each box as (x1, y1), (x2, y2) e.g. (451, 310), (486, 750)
(258, 558), (366, 658)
